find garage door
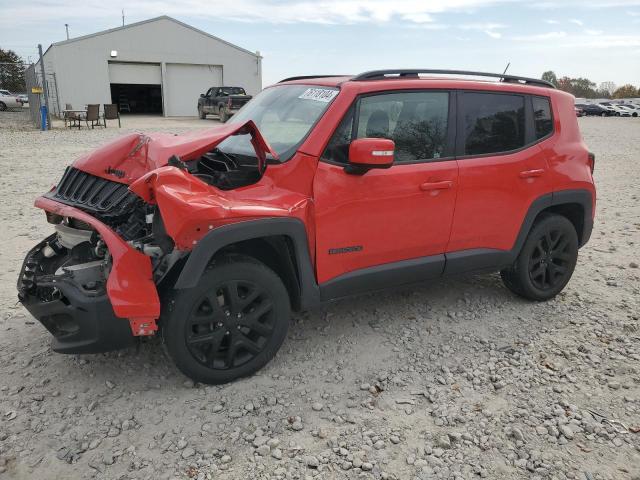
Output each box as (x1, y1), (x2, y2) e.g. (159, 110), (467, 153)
(108, 62), (161, 84)
(164, 63), (223, 116)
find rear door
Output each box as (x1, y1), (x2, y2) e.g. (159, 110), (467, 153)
(313, 90), (458, 293)
(447, 91), (554, 257)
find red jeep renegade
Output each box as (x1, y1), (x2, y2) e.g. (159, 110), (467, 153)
(18, 70), (596, 384)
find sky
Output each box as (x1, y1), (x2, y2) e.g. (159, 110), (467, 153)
(1, 0), (639, 88)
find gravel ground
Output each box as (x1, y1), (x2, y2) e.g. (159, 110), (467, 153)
(0, 115), (638, 480)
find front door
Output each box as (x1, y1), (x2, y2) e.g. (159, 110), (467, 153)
(313, 90), (459, 297)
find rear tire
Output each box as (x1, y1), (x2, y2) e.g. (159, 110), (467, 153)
(163, 254), (291, 384)
(500, 214), (578, 301)
(0, 102), (6, 111)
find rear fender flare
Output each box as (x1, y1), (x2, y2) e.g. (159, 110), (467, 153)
(513, 189), (594, 256)
(174, 218), (320, 309)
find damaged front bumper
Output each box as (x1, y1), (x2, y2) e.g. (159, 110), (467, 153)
(19, 235), (135, 353)
(17, 197), (161, 354)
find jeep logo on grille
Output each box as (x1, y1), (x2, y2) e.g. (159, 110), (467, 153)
(105, 166), (125, 178)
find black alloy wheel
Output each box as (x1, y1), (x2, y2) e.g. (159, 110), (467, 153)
(185, 279), (275, 370)
(501, 214), (578, 301)
(163, 254), (291, 384)
(527, 229), (573, 291)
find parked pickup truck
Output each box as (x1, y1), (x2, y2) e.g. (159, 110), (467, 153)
(198, 86), (252, 122)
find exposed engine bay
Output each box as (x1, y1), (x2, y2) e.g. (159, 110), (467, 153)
(18, 144), (263, 306)
(184, 148), (262, 190)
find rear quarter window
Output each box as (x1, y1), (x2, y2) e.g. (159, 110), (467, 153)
(532, 96), (553, 139)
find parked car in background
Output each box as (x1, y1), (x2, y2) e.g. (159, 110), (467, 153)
(18, 69), (596, 384)
(0, 91), (21, 110)
(198, 86), (252, 122)
(616, 104), (639, 117)
(595, 103), (620, 116)
(575, 103), (613, 116)
(599, 102), (633, 117)
(17, 94), (29, 106)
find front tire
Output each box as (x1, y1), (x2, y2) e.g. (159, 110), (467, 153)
(0, 102), (6, 111)
(501, 214), (578, 301)
(163, 255), (291, 384)
(198, 106), (206, 119)
(219, 107), (228, 123)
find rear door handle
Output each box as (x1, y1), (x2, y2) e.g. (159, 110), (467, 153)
(519, 169), (545, 179)
(420, 180), (453, 191)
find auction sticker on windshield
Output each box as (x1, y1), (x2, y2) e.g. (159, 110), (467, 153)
(298, 88), (338, 102)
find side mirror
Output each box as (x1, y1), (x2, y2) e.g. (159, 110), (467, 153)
(200, 93), (205, 98)
(346, 138), (394, 174)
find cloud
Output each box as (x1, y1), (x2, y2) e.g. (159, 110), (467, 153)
(562, 34), (640, 48)
(459, 22), (506, 38)
(513, 31), (568, 41)
(1, 0), (511, 26)
(545, 19), (560, 24)
(5, 0), (640, 27)
(569, 18), (584, 26)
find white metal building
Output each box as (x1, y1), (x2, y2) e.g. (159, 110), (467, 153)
(40, 16), (262, 116)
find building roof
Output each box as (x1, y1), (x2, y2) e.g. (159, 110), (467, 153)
(47, 16), (260, 58)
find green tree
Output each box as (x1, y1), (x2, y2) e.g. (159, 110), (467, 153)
(0, 48), (26, 92)
(612, 84), (639, 99)
(541, 71), (558, 87)
(555, 76), (597, 98)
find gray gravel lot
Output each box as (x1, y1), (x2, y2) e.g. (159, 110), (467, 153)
(0, 115), (638, 480)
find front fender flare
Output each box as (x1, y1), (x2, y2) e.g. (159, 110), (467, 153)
(174, 218), (320, 309)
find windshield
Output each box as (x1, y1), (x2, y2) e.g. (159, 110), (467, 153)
(218, 85), (339, 161)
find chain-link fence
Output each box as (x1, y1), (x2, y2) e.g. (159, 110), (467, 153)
(0, 60), (60, 129)
(0, 61), (32, 129)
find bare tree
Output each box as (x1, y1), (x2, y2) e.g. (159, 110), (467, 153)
(598, 81), (616, 98)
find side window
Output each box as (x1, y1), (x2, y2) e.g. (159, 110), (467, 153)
(323, 91), (449, 164)
(462, 93), (525, 156)
(532, 96), (553, 139)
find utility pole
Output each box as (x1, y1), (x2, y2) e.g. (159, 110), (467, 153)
(65, 23), (69, 40)
(122, 9), (125, 26)
(37, 44), (51, 130)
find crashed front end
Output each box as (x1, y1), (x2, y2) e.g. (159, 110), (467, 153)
(17, 120), (276, 354)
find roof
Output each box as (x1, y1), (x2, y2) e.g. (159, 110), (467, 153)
(46, 16), (259, 58)
(275, 70), (559, 96)
(278, 69), (553, 89)
(275, 75), (564, 98)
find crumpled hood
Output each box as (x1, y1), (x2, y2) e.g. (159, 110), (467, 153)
(72, 120), (277, 184)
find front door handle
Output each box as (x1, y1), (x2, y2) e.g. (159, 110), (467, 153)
(420, 180), (453, 191)
(519, 169), (545, 179)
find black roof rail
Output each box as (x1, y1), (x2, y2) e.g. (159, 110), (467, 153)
(351, 69), (556, 89)
(278, 75), (349, 83)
